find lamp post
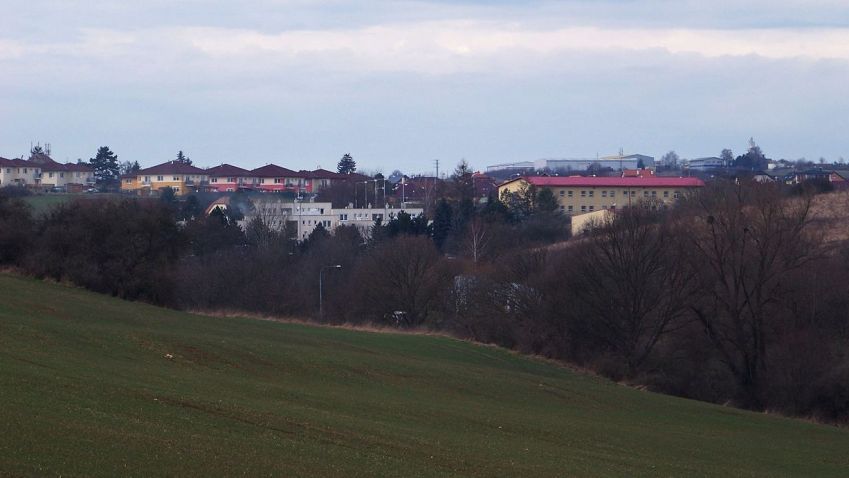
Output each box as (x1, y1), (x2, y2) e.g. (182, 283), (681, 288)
(319, 264), (342, 320)
(361, 180), (370, 208)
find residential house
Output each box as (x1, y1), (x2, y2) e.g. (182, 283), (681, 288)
(121, 161), (209, 196)
(250, 164), (307, 193)
(29, 153), (94, 191)
(206, 164), (253, 192)
(0, 157), (40, 187)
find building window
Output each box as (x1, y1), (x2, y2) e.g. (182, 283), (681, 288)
(60, 173), (64, 178)
(589, 205), (595, 211)
(588, 190), (594, 197)
(274, 178), (282, 184)
(48, 172), (54, 178)
(651, 191), (657, 197)
(157, 176), (163, 181)
(610, 191), (615, 197)
(211, 178), (218, 183)
(567, 190), (573, 197)
(227, 177), (236, 182)
(567, 205), (573, 212)
(559, 190), (565, 197)
(172, 176), (179, 181)
(674, 191), (680, 199)
(602, 191), (607, 197)
(581, 190), (586, 197)
(581, 205), (586, 212)
(643, 191), (649, 197)
(663, 191), (669, 198)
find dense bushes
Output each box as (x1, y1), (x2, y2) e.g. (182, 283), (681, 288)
(26, 199), (186, 304)
(0, 194), (34, 264)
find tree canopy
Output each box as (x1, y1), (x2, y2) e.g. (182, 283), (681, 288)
(337, 153), (356, 174)
(89, 146), (119, 186)
(175, 151), (192, 165)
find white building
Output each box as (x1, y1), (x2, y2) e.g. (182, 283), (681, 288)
(487, 154), (655, 173)
(686, 157), (727, 171)
(0, 157), (41, 187)
(244, 198), (425, 240)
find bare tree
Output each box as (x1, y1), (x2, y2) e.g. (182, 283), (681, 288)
(352, 236), (450, 326)
(687, 182), (819, 408)
(571, 208), (694, 376)
(462, 217), (490, 264)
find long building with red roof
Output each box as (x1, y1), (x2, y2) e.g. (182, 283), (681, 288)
(498, 175), (704, 215)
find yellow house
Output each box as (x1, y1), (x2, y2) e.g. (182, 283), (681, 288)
(121, 161), (209, 196)
(498, 175), (705, 215)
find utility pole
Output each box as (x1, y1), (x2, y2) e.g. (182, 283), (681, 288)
(401, 177), (406, 208)
(434, 159), (439, 179)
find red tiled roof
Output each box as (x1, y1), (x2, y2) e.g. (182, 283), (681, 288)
(251, 164), (302, 178)
(303, 168), (343, 180)
(509, 176), (705, 188)
(137, 161), (207, 175)
(60, 163), (93, 172)
(25, 154), (89, 172)
(0, 157), (29, 167)
(345, 172), (372, 182)
(206, 163), (252, 177)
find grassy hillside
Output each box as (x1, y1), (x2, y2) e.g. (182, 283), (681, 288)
(1, 275), (848, 477)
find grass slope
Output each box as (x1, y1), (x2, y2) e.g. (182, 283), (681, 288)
(1, 275), (847, 477)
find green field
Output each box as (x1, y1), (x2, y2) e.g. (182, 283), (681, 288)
(1, 274), (848, 477)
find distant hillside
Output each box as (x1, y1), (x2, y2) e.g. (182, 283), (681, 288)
(1, 274), (848, 477)
(810, 190), (849, 247)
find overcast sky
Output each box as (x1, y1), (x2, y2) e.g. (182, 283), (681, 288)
(2, 0), (848, 173)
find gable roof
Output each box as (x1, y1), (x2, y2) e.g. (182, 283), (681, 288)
(206, 163), (252, 177)
(0, 157), (29, 168)
(251, 164), (302, 178)
(503, 176), (705, 189)
(303, 168), (343, 180)
(137, 161), (207, 176)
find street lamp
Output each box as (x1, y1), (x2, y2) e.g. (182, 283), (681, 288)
(319, 264), (342, 320)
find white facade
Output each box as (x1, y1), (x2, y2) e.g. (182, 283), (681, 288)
(487, 155), (655, 173)
(0, 160), (41, 187)
(245, 198), (425, 240)
(40, 168), (95, 188)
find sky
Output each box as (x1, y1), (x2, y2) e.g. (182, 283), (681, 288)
(2, 0), (848, 174)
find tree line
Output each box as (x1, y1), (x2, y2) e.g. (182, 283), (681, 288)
(1, 177), (847, 423)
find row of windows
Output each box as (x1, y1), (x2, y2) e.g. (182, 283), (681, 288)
(3, 168), (38, 174)
(557, 189), (682, 199)
(339, 213), (384, 221)
(303, 220), (332, 227)
(46, 172), (87, 179)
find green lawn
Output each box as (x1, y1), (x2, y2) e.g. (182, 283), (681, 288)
(1, 274), (847, 477)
